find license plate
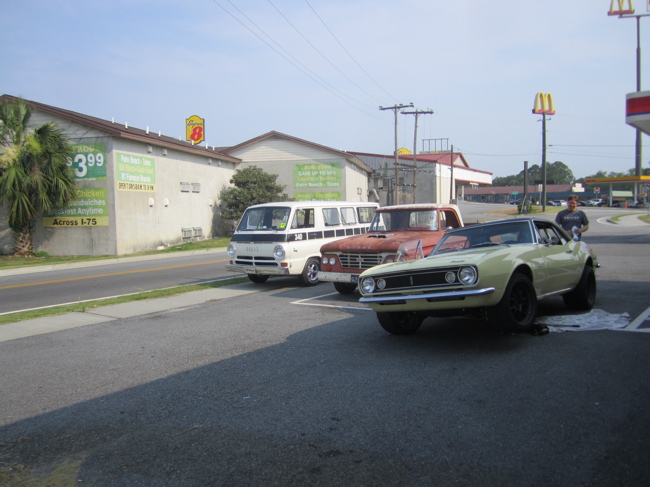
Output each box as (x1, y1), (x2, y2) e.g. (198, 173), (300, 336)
(244, 267), (256, 274)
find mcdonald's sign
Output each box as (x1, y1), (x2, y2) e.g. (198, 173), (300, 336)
(607, 0), (635, 16)
(532, 92), (555, 115)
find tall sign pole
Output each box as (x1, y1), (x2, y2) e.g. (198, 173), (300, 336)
(608, 0), (648, 199)
(532, 92), (555, 212)
(380, 103), (414, 205)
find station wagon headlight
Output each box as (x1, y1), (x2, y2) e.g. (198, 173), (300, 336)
(273, 245), (286, 259)
(361, 277), (376, 293)
(226, 243), (236, 257)
(458, 266), (477, 285)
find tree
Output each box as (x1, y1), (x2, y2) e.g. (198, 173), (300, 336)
(0, 98), (77, 255)
(493, 161), (574, 186)
(220, 165), (290, 221)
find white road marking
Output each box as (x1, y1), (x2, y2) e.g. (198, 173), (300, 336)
(619, 306), (650, 333)
(292, 292), (372, 311)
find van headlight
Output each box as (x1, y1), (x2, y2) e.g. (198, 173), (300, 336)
(226, 243), (236, 257)
(458, 266), (477, 285)
(361, 277), (376, 293)
(273, 245), (286, 259)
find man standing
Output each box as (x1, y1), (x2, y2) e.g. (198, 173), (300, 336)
(555, 195), (589, 240)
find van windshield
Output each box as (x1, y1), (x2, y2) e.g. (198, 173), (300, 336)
(236, 207), (291, 231)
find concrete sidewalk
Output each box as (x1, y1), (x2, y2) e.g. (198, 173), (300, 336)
(0, 283), (258, 343)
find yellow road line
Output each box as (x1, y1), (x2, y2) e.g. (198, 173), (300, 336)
(0, 260), (228, 290)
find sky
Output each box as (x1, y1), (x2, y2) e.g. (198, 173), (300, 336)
(2, 0), (649, 180)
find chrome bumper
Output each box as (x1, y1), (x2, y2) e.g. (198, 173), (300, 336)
(359, 287), (496, 304)
(318, 271), (359, 284)
(226, 264), (290, 276)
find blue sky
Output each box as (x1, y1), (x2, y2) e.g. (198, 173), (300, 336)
(2, 0), (649, 179)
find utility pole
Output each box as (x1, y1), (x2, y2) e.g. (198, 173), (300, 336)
(380, 103), (413, 205)
(450, 145), (455, 204)
(402, 108), (434, 203)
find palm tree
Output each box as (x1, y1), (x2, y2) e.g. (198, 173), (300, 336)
(0, 97), (77, 255)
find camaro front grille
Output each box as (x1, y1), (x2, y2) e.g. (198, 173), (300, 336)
(339, 253), (383, 269)
(377, 267), (466, 292)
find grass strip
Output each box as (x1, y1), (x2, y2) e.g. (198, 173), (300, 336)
(0, 276), (249, 326)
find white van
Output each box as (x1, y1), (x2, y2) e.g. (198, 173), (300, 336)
(226, 201), (379, 285)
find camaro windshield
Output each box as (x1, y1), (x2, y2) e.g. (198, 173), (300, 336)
(433, 221), (535, 254)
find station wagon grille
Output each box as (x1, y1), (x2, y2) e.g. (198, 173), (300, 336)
(339, 252), (383, 269)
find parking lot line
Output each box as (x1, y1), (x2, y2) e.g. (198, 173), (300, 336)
(291, 292), (372, 311)
(621, 306), (650, 333)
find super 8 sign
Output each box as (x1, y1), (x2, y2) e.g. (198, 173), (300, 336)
(186, 115), (205, 144)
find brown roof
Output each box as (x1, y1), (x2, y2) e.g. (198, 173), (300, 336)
(0, 94), (241, 163)
(222, 130), (374, 173)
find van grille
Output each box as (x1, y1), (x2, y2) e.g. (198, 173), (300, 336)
(339, 253), (383, 269)
(234, 256), (278, 267)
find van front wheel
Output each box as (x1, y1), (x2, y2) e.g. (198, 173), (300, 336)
(301, 258), (320, 286)
(247, 274), (269, 284)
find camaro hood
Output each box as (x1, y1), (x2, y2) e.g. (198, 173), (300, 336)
(360, 245), (531, 277)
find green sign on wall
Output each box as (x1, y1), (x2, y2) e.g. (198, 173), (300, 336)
(293, 192), (342, 201)
(43, 187), (109, 227)
(116, 152), (156, 192)
(294, 162), (341, 190)
(69, 142), (107, 181)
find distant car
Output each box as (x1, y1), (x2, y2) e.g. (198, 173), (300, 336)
(546, 200), (557, 206)
(588, 199), (603, 207)
(358, 218), (598, 335)
(577, 200), (587, 206)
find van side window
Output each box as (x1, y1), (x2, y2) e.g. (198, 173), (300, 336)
(323, 208), (341, 226)
(340, 207), (357, 225)
(291, 209), (315, 229)
(357, 207), (376, 224)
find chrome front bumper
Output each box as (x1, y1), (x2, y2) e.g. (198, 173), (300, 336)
(359, 287), (496, 304)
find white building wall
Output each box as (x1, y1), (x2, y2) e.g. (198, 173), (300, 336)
(229, 136), (371, 202)
(2, 110), (238, 256)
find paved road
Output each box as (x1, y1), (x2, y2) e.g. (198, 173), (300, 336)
(0, 205), (649, 485)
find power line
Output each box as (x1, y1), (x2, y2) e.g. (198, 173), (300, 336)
(304, 0), (397, 103)
(268, 0), (381, 107)
(210, 0), (384, 120)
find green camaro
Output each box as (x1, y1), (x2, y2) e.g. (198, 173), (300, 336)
(358, 218), (598, 335)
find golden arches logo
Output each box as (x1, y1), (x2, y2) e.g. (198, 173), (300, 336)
(532, 92), (555, 115)
(608, 0), (635, 15)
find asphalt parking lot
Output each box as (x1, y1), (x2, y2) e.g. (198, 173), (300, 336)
(1, 207), (649, 486)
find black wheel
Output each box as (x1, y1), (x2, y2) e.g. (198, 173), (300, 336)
(488, 273), (537, 333)
(563, 265), (596, 311)
(377, 312), (424, 335)
(247, 274), (269, 284)
(301, 258), (320, 286)
(333, 282), (357, 294)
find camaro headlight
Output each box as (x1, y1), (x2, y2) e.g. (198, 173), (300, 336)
(273, 245), (286, 259)
(226, 243), (236, 257)
(361, 277), (376, 293)
(458, 266), (477, 285)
